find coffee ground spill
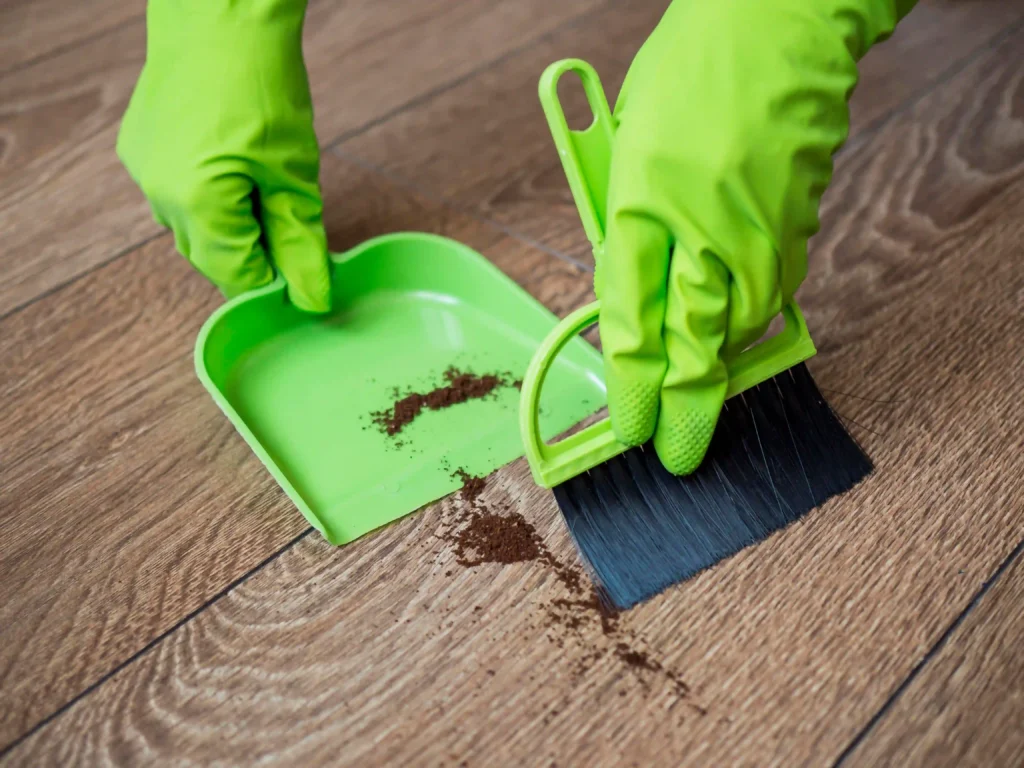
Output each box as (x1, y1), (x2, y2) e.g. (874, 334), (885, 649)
(372, 367), (522, 437)
(435, 470), (705, 713)
(449, 471), (581, 593)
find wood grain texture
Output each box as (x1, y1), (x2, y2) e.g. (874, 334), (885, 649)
(0, 0), (143, 75)
(844, 550), (1024, 768)
(339, 0), (1024, 267)
(851, 0), (1024, 131)
(0, 152), (594, 749)
(6, 35), (1024, 764)
(3, 1), (1024, 764)
(5, 184), (1023, 766)
(0, 20), (155, 318)
(304, 0), (605, 145)
(0, 0), (603, 317)
(335, 0), (653, 267)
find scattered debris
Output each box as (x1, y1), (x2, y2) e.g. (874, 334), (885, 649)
(434, 469), (705, 712)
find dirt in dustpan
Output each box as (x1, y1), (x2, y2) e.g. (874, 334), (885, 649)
(371, 367), (522, 437)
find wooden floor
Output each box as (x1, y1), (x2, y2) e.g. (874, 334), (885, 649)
(2, 1), (1023, 765)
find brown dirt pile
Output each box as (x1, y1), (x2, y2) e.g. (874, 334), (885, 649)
(435, 470), (703, 711)
(372, 367), (521, 437)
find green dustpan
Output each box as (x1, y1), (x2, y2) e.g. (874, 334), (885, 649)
(195, 232), (606, 544)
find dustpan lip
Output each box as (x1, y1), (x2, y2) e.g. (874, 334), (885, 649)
(195, 232), (479, 348)
(193, 228), (553, 388)
(193, 274), (323, 539)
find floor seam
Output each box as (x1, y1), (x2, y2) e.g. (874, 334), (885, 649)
(329, 145), (594, 274)
(0, 527), (316, 758)
(0, 13), (144, 81)
(827, 22), (1024, 759)
(831, 536), (1024, 766)
(329, 10), (1024, 274)
(4, 4), (1016, 323)
(0, 231), (166, 324)
(321, 0), (617, 154)
(1, 5), (1018, 755)
(0, 6), (616, 748)
(841, 16), (1024, 157)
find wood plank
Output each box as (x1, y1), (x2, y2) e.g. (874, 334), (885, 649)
(0, 0), (603, 316)
(6, 37), (1024, 765)
(0, 0), (142, 75)
(843, 551), (1024, 768)
(5, 179), (1022, 766)
(304, 0), (604, 144)
(804, 24), (1024, 353)
(338, 0), (1023, 266)
(335, 0), (656, 266)
(851, 0), (1024, 130)
(0, 152), (594, 749)
(0, 20), (155, 318)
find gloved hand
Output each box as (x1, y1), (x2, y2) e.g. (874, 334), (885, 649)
(601, 0), (916, 474)
(117, 0), (331, 313)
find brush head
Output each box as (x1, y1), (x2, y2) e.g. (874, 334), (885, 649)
(554, 363), (873, 610)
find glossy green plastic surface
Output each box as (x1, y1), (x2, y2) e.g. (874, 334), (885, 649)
(196, 232), (605, 544)
(521, 60), (816, 488)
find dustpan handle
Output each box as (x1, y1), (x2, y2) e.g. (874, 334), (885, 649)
(522, 60), (817, 489)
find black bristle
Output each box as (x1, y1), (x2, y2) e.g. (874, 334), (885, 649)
(554, 363), (873, 610)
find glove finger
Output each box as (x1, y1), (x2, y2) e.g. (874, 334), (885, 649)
(779, 242), (807, 305)
(721, 225), (784, 360)
(157, 172), (273, 298)
(259, 185), (332, 313)
(654, 243), (730, 475)
(601, 209), (672, 447)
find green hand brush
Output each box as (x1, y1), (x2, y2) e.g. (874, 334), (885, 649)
(520, 59), (873, 610)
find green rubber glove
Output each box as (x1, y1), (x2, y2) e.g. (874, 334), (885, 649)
(117, 0), (331, 313)
(601, 0), (916, 474)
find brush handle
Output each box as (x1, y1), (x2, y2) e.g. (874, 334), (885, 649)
(520, 299), (817, 488)
(537, 59), (616, 261)
(522, 59), (817, 489)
